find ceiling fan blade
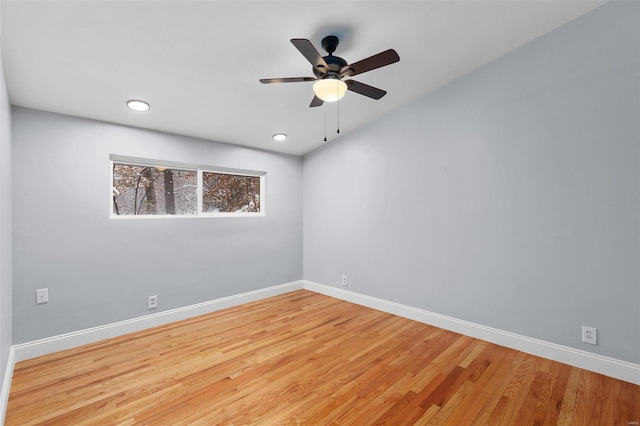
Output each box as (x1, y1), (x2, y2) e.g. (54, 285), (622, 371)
(309, 95), (324, 108)
(345, 80), (387, 100)
(340, 49), (400, 77)
(259, 77), (316, 84)
(291, 39), (329, 74)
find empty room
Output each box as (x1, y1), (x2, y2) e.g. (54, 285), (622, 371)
(0, 1), (638, 424)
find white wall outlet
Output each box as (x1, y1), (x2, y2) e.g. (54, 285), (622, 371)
(582, 326), (597, 345)
(35, 288), (49, 305)
(342, 275), (348, 286)
(148, 295), (158, 310)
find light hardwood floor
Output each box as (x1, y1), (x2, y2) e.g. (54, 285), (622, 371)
(6, 290), (639, 425)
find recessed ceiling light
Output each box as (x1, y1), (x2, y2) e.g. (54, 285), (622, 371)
(273, 133), (287, 141)
(127, 100), (150, 112)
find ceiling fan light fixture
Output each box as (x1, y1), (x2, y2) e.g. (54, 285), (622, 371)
(127, 99), (150, 112)
(313, 79), (347, 102)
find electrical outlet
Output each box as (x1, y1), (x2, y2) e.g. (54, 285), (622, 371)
(36, 288), (49, 305)
(148, 295), (158, 310)
(582, 326), (597, 345)
(342, 275), (348, 286)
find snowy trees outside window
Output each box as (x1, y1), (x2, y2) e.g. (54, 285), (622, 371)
(112, 164), (197, 215)
(111, 158), (264, 217)
(202, 172), (260, 213)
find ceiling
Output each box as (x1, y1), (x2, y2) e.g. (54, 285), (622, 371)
(1, 1), (605, 156)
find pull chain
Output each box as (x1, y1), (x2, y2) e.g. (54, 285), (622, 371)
(337, 83), (341, 134)
(337, 98), (340, 134)
(323, 111), (327, 142)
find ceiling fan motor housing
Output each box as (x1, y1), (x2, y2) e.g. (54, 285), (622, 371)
(313, 36), (348, 79)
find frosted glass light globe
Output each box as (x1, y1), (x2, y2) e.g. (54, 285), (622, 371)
(313, 79), (347, 102)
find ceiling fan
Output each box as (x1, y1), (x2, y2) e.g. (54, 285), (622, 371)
(260, 36), (400, 107)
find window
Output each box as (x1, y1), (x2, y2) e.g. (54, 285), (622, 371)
(112, 164), (197, 216)
(202, 171), (261, 213)
(111, 156), (265, 218)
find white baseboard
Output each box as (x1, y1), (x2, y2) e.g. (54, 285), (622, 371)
(303, 280), (640, 385)
(0, 346), (15, 425)
(12, 281), (303, 363)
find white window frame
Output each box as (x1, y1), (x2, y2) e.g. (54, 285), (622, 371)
(110, 155), (266, 219)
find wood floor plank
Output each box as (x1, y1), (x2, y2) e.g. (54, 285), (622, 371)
(6, 290), (639, 425)
(538, 360), (571, 425)
(437, 344), (518, 425)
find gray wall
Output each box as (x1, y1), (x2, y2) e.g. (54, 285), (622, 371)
(0, 16), (12, 386)
(303, 2), (639, 364)
(12, 107), (302, 343)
